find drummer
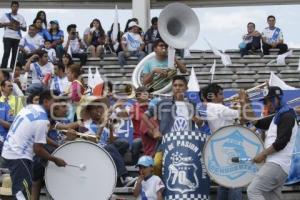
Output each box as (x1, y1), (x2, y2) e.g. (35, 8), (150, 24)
(142, 39), (186, 85)
(247, 86), (298, 200)
(142, 75), (203, 176)
(1, 89), (67, 200)
(200, 83), (251, 200)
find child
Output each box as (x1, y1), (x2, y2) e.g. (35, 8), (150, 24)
(133, 156), (165, 200)
(66, 64), (84, 103)
(44, 40), (57, 64)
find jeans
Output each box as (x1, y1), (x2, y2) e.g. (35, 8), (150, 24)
(131, 138), (143, 164)
(262, 43), (288, 55)
(1, 37), (20, 69)
(240, 36), (261, 57)
(112, 138), (129, 157)
(217, 186), (243, 200)
(104, 144), (127, 178)
(118, 50), (145, 67)
(247, 162), (287, 200)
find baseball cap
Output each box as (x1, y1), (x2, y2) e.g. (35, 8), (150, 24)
(128, 21), (140, 29)
(136, 156), (154, 167)
(261, 86), (283, 100)
(50, 20), (59, 25)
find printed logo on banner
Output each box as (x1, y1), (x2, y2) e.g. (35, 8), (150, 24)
(162, 131), (209, 200)
(208, 130), (260, 180)
(115, 118), (134, 146)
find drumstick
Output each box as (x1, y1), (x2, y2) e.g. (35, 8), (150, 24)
(232, 152), (300, 163)
(67, 164), (86, 171)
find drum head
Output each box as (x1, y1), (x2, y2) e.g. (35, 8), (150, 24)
(203, 125), (264, 188)
(45, 141), (117, 200)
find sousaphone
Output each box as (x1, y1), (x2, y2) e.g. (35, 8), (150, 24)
(132, 3), (200, 95)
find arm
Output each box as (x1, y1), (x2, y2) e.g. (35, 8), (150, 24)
(157, 188), (164, 200)
(24, 54), (38, 72)
(133, 176), (143, 197)
(33, 143), (66, 166)
(0, 119), (11, 129)
(63, 35), (71, 52)
(46, 137), (59, 149)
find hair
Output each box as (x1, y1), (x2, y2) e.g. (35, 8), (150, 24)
(67, 24), (77, 33)
(15, 63), (22, 70)
(33, 17), (43, 25)
(11, 1), (19, 7)
(199, 85), (208, 102)
(247, 22), (255, 28)
(108, 23), (120, 34)
(0, 80), (10, 88)
(151, 17), (158, 25)
(26, 91), (40, 104)
(38, 89), (59, 105)
(29, 24), (36, 29)
(44, 40), (51, 44)
(89, 18), (105, 37)
(153, 39), (166, 48)
(57, 63), (65, 72)
(60, 53), (74, 66)
(0, 70), (11, 81)
(69, 64), (82, 78)
(135, 86), (148, 97)
(36, 10), (47, 28)
(267, 15), (276, 21)
(172, 75), (187, 85)
(202, 83), (223, 102)
(49, 21), (61, 34)
(36, 49), (48, 58)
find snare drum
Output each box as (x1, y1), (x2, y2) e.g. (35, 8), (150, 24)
(45, 141), (117, 200)
(203, 125), (264, 188)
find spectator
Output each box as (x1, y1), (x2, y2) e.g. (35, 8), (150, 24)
(118, 21), (145, 67)
(239, 22), (262, 57)
(85, 19), (106, 58)
(49, 20), (64, 59)
(18, 24), (44, 65)
(50, 64), (70, 96)
(12, 63), (24, 91)
(0, 79), (23, 117)
(124, 18), (143, 35)
(262, 15), (288, 55)
(35, 10), (47, 29)
(64, 24), (87, 66)
(144, 17), (161, 54)
(0, 99), (13, 154)
(0, 1), (27, 69)
(0, 69), (10, 82)
(66, 64), (84, 103)
(58, 52), (73, 70)
(106, 23), (123, 55)
(43, 40), (57, 64)
(33, 17), (52, 41)
(24, 50), (54, 88)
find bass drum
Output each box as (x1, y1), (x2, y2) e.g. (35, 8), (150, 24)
(45, 141), (117, 200)
(203, 125), (264, 188)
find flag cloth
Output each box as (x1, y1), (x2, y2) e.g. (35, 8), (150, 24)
(187, 67), (200, 92)
(276, 50), (293, 65)
(210, 59), (216, 82)
(269, 71), (296, 90)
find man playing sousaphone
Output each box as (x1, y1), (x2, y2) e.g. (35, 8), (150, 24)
(142, 39), (187, 91)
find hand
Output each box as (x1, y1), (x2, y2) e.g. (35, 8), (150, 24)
(65, 129), (78, 141)
(30, 54), (39, 60)
(192, 115), (203, 126)
(153, 68), (167, 77)
(136, 175), (144, 184)
(52, 157), (67, 167)
(124, 50), (130, 57)
(252, 152), (266, 163)
(153, 128), (162, 140)
(238, 89), (249, 104)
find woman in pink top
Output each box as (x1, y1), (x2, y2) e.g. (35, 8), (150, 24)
(66, 64), (84, 103)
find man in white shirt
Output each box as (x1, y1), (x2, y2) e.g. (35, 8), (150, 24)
(262, 15), (288, 55)
(0, 1), (27, 69)
(118, 21), (145, 67)
(18, 24), (44, 65)
(63, 24), (87, 66)
(201, 83), (250, 200)
(2, 89), (66, 200)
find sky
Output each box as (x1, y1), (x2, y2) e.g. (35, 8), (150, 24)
(0, 4), (300, 61)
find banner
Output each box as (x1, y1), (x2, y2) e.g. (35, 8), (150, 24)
(286, 126), (300, 185)
(162, 131), (209, 200)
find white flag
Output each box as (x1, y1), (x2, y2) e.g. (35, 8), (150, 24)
(187, 67), (200, 92)
(269, 71), (296, 90)
(276, 50), (293, 65)
(210, 59), (216, 82)
(87, 67), (95, 89)
(94, 67), (104, 85)
(112, 5), (119, 42)
(204, 38), (232, 66)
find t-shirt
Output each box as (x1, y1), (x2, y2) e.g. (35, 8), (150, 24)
(0, 95), (24, 117)
(37, 28), (52, 41)
(63, 38), (84, 54)
(171, 101), (190, 132)
(50, 30), (64, 42)
(29, 62), (54, 84)
(19, 34), (44, 53)
(83, 119), (109, 146)
(2, 104), (49, 160)
(143, 57), (168, 74)
(134, 175), (165, 200)
(44, 48), (57, 63)
(0, 102), (13, 142)
(50, 76), (70, 95)
(205, 102), (239, 133)
(69, 80), (84, 103)
(0, 12), (26, 40)
(122, 32), (144, 51)
(262, 27), (284, 44)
